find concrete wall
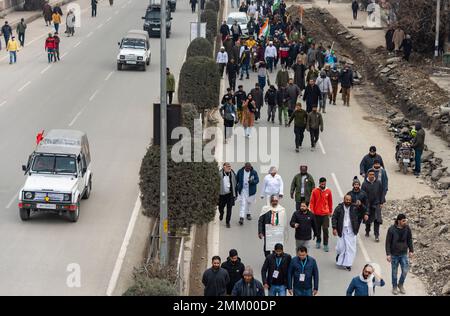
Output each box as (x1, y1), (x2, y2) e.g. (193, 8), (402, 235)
(0, 0), (25, 12)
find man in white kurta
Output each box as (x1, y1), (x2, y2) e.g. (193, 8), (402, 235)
(236, 163), (260, 225)
(332, 195), (367, 271)
(261, 166), (284, 204)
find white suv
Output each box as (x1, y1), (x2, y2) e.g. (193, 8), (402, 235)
(117, 30), (151, 71)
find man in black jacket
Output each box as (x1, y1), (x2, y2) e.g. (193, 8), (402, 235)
(261, 243), (292, 296)
(221, 249), (245, 295)
(385, 214), (414, 295)
(303, 79), (322, 113)
(235, 85), (247, 122)
(264, 85), (277, 123)
(359, 146), (385, 177)
(226, 58), (240, 91)
(361, 169), (385, 242)
(290, 202), (317, 249)
(347, 176), (369, 231)
(250, 83), (264, 121)
(202, 256), (230, 296)
(339, 63), (353, 106)
(220, 21), (230, 42)
(332, 195), (368, 271)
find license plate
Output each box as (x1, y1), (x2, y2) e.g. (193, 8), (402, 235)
(37, 203), (57, 210)
(403, 159), (410, 163)
(153, 28), (160, 31)
(127, 61), (136, 64)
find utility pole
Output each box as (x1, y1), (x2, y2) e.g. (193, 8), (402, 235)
(435, 0), (441, 58)
(197, 1), (201, 38)
(159, 0), (168, 266)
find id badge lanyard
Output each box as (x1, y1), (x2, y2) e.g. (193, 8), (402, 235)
(299, 257), (308, 282)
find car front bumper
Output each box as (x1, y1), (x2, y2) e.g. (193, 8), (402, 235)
(19, 201), (77, 212)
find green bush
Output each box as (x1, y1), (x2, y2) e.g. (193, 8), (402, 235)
(123, 276), (178, 296)
(205, 1), (218, 11)
(139, 104), (220, 229)
(177, 56), (220, 113)
(201, 9), (218, 44)
(186, 37), (213, 59)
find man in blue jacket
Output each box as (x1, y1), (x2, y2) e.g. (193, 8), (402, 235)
(236, 162), (259, 225)
(287, 246), (319, 296)
(346, 264), (385, 296)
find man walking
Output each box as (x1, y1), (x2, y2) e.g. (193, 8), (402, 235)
(265, 85), (277, 123)
(303, 79), (322, 113)
(261, 243), (292, 296)
(221, 249), (245, 296)
(258, 195), (287, 257)
(329, 65), (340, 105)
(190, 0), (198, 13)
(1, 21), (13, 47)
(226, 58), (239, 92)
(347, 176), (369, 231)
(346, 264), (385, 296)
(339, 63), (353, 106)
(332, 195), (367, 271)
(290, 165), (315, 209)
(66, 9), (76, 37)
(306, 105), (324, 151)
(220, 96), (237, 142)
(288, 103), (308, 152)
(315, 71), (332, 113)
(250, 83), (264, 121)
(45, 33), (56, 63)
(386, 214), (414, 295)
(232, 266), (265, 296)
(218, 163), (238, 228)
(6, 36), (19, 64)
(216, 47), (228, 79)
(265, 41), (277, 73)
(362, 169), (385, 242)
(287, 246), (319, 296)
(360, 146), (385, 178)
(91, 0), (98, 17)
(290, 202), (317, 250)
(373, 159), (388, 199)
(53, 32), (60, 61)
(202, 256), (230, 296)
(411, 122), (425, 176)
(16, 19), (27, 47)
(166, 68), (175, 104)
(309, 177), (333, 252)
(236, 162), (259, 225)
(275, 65), (289, 89)
(352, 0), (359, 21)
(52, 10), (61, 33)
(261, 167), (284, 201)
(286, 79), (301, 117)
(276, 86), (290, 126)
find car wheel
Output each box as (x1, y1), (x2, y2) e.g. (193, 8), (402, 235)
(146, 58), (150, 66)
(82, 178), (92, 200)
(19, 208), (30, 221)
(68, 201), (80, 223)
(117, 63), (122, 71)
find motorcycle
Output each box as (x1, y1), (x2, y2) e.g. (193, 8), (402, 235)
(396, 141), (415, 174)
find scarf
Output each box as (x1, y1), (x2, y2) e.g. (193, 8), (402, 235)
(359, 273), (375, 296)
(271, 211), (279, 225)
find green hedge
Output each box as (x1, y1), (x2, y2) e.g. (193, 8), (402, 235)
(205, 1), (218, 11)
(123, 277), (178, 296)
(177, 56), (220, 113)
(139, 104), (220, 229)
(201, 9), (218, 44)
(186, 37), (213, 59)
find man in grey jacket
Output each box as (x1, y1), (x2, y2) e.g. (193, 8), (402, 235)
(306, 105), (324, 151)
(219, 162), (238, 228)
(286, 78), (301, 116)
(315, 71), (332, 113)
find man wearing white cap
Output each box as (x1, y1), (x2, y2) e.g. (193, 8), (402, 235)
(216, 46), (229, 79)
(264, 41), (277, 73)
(261, 166), (284, 203)
(259, 195), (288, 257)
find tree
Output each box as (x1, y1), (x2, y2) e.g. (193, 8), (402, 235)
(201, 9), (219, 44)
(186, 37), (213, 59)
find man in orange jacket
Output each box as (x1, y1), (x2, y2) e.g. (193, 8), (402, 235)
(309, 177), (333, 252)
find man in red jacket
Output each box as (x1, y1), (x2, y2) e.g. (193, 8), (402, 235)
(309, 177), (333, 252)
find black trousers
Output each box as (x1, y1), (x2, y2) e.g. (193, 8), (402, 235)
(92, 6), (97, 17)
(310, 128), (320, 147)
(18, 33), (25, 47)
(294, 126), (305, 148)
(315, 215), (329, 246)
(366, 205), (381, 237)
(218, 193), (234, 224)
(167, 92), (173, 104)
(228, 76), (236, 91)
(353, 10), (358, 20)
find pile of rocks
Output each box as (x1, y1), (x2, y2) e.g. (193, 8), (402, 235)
(384, 197), (450, 296)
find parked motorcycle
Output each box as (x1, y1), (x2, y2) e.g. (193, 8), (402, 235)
(396, 141), (415, 174)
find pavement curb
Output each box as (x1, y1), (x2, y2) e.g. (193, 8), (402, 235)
(183, 224), (196, 295)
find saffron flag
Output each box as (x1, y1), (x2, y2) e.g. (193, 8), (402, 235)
(36, 130), (44, 145)
(258, 18), (270, 39)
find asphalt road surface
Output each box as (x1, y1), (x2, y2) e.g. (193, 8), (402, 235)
(0, 0), (195, 295)
(215, 1), (430, 296)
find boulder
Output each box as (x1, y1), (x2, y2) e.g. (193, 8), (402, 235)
(442, 280), (450, 295)
(381, 67), (391, 74)
(431, 169), (443, 181)
(386, 57), (402, 64)
(421, 151), (434, 162)
(439, 225), (448, 235)
(391, 116), (405, 125)
(438, 176), (450, 189)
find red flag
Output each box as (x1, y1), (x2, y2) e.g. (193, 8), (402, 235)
(36, 130), (44, 145)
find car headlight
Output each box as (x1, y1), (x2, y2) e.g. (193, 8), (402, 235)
(120, 55), (125, 59)
(137, 56), (143, 61)
(63, 194), (71, 202)
(24, 192), (34, 200)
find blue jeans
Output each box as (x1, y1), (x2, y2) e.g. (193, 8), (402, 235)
(294, 288), (313, 296)
(269, 285), (286, 296)
(9, 51), (17, 63)
(266, 57), (274, 72)
(391, 255), (409, 287)
(258, 75), (266, 91)
(47, 49), (55, 63)
(54, 23), (59, 33)
(414, 149), (423, 173)
(240, 64), (249, 78)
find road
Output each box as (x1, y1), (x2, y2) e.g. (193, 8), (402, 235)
(0, 0), (195, 295)
(215, 1), (432, 296)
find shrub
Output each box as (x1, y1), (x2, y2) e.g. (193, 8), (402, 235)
(205, 1), (218, 12)
(139, 104), (220, 230)
(201, 9), (218, 44)
(123, 276), (178, 296)
(177, 56), (220, 113)
(186, 37), (213, 59)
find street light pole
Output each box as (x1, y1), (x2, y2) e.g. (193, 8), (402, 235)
(197, 1), (201, 38)
(435, 0), (441, 58)
(159, 0), (168, 267)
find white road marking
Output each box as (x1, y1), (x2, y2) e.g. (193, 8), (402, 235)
(0, 100), (6, 107)
(18, 81), (31, 92)
(74, 41), (82, 48)
(105, 71), (114, 81)
(60, 52), (68, 59)
(97, 23), (104, 29)
(318, 138), (326, 155)
(87, 32), (94, 38)
(41, 65), (52, 74)
(331, 172), (372, 263)
(106, 17), (112, 23)
(89, 90), (99, 102)
(27, 33), (47, 46)
(106, 196), (141, 296)
(68, 110), (84, 127)
(6, 193), (18, 209)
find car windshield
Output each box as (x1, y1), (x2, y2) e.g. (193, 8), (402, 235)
(122, 39), (146, 49)
(32, 155), (77, 174)
(146, 10), (162, 19)
(227, 16), (247, 24)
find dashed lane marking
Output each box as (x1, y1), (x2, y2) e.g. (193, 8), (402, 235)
(18, 81), (31, 92)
